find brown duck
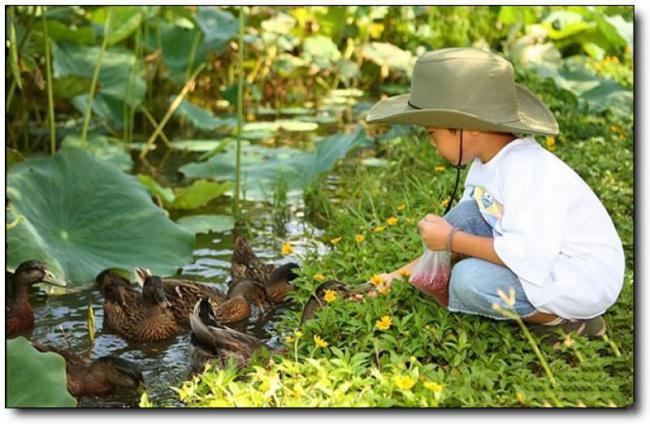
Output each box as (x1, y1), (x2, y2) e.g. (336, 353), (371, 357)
(231, 236), (300, 305)
(7, 260), (66, 335)
(189, 297), (283, 372)
(135, 268), (251, 325)
(32, 341), (143, 399)
(101, 272), (179, 342)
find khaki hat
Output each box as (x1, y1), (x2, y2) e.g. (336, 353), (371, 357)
(365, 48), (559, 135)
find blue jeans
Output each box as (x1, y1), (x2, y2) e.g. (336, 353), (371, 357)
(444, 201), (537, 320)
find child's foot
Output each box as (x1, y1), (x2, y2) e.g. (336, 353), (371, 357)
(529, 315), (607, 346)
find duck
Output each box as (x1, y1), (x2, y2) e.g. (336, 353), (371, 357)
(101, 272), (179, 342)
(189, 297), (278, 372)
(300, 280), (374, 324)
(134, 268), (251, 325)
(31, 341), (143, 399)
(230, 236), (300, 305)
(7, 260), (66, 335)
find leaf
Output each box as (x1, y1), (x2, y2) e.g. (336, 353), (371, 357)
(174, 100), (237, 131)
(7, 147), (194, 286)
(180, 126), (371, 200)
(196, 7), (238, 53)
(176, 214), (235, 234)
(171, 138), (233, 153)
(36, 19), (96, 45)
(99, 7), (143, 46)
(52, 75), (93, 99)
(171, 180), (231, 210)
(137, 174), (176, 205)
(61, 134), (133, 171)
(7, 337), (77, 407)
(360, 42), (415, 74)
(302, 35), (341, 69)
(160, 22), (207, 85)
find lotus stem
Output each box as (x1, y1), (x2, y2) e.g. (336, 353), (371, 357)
(80, 9), (114, 147)
(233, 6), (246, 219)
(41, 9), (56, 154)
(138, 105), (171, 147)
(139, 63), (205, 159)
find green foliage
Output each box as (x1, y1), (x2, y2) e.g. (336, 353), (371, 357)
(176, 214), (235, 234)
(7, 337), (77, 408)
(7, 148), (194, 286)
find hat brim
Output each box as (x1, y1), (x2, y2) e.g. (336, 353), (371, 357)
(365, 84), (559, 136)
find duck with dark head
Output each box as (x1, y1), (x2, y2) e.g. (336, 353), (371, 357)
(7, 260), (66, 335)
(101, 272), (179, 342)
(32, 341), (143, 399)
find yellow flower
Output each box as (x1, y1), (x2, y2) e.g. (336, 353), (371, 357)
(313, 335), (329, 348)
(330, 236), (342, 245)
(284, 335), (294, 344)
(295, 331), (303, 339)
(373, 225), (385, 233)
(375, 315), (392, 330)
(281, 242), (293, 255)
(399, 269), (411, 278)
(386, 217), (398, 226)
(440, 198), (450, 208)
(355, 234), (365, 242)
(546, 136), (556, 148)
(397, 203), (407, 211)
(323, 289), (337, 303)
(393, 375), (415, 391)
(516, 392), (526, 404)
(563, 334), (574, 348)
(435, 165), (446, 172)
(424, 381), (444, 393)
(370, 274), (384, 286)
(313, 273), (327, 282)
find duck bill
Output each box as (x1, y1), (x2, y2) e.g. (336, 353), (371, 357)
(41, 269), (67, 287)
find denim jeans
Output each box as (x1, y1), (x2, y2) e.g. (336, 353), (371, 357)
(443, 200), (537, 320)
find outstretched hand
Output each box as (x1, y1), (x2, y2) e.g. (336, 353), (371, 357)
(418, 214), (453, 251)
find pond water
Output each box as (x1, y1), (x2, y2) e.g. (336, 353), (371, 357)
(21, 105), (362, 407)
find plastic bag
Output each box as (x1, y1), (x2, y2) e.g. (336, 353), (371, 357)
(409, 241), (452, 307)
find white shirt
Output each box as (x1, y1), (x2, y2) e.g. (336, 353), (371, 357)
(460, 137), (625, 319)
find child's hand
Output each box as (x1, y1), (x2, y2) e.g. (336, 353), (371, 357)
(418, 214), (453, 251)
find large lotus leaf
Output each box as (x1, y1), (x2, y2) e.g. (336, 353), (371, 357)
(7, 147), (194, 286)
(176, 214), (235, 235)
(35, 19), (96, 45)
(196, 7), (238, 53)
(7, 337), (77, 407)
(360, 42), (414, 74)
(179, 126), (371, 200)
(52, 42), (146, 127)
(160, 22), (208, 85)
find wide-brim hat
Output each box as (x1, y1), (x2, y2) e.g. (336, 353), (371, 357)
(365, 48), (559, 136)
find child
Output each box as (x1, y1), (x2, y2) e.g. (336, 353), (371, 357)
(366, 48), (625, 337)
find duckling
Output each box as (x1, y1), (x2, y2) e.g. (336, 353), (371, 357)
(135, 268), (250, 325)
(300, 280), (374, 324)
(230, 236), (300, 305)
(189, 297), (270, 372)
(31, 341), (143, 399)
(7, 260), (66, 335)
(101, 273), (179, 342)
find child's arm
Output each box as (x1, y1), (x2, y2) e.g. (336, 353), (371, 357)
(451, 231), (505, 267)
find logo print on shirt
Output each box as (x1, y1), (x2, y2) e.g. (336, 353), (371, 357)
(470, 186), (504, 234)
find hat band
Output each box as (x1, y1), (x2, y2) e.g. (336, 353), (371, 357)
(407, 100), (422, 110)
(408, 98), (524, 126)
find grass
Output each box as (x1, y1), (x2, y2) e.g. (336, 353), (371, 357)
(165, 70), (633, 408)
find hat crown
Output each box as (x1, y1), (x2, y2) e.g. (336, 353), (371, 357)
(409, 48), (519, 123)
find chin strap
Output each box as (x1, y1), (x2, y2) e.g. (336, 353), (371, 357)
(443, 129), (467, 215)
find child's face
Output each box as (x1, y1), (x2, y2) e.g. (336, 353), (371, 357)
(427, 128), (463, 165)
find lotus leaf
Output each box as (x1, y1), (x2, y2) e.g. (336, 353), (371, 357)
(174, 100), (237, 131)
(196, 7), (238, 53)
(7, 148), (194, 286)
(7, 337), (77, 408)
(62, 134), (133, 171)
(176, 214), (235, 235)
(171, 180), (232, 210)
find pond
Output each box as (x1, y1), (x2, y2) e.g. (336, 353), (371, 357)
(20, 105), (363, 407)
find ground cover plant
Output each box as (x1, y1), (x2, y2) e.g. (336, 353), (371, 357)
(5, 5), (632, 408)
